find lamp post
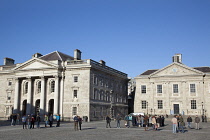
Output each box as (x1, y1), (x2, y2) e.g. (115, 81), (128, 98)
(110, 90), (114, 118)
(150, 108), (152, 115)
(202, 102), (204, 116)
(146, 102), (148, 114)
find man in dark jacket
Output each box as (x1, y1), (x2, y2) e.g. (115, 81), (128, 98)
(106, 115), (111, 128)
(195, 115), (200, 130)
(187, 116), (192, 129)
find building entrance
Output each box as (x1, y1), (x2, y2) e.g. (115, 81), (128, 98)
(173, 104), (179, 114)
(22, 100), (27, 115)
(48, 99), (54, 115)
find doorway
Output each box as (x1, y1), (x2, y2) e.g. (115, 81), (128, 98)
(173, 104), (179, 114)
(48, 99), (54, 115)
(22, 100), (27, 115)
(35, 99), (40, 116)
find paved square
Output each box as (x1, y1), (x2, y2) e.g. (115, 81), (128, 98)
(0, 118), (210, 140)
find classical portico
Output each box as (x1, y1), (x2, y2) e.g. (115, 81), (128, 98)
(0, 50), (128, 121)
(13, 75), (63, 118)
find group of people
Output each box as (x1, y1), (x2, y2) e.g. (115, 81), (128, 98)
(123, 114), (165, 131)
(73, 115), (83, 131)
(10, 114), (61, 129)
(10, 114), (20, 126)
(171, 115), (204, 133)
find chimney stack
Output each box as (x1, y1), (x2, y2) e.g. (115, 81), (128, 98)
(172, 54), (182, 63)
(32, 53), (42, 58)
(4, 57), (15, 65)
(74, 49), (82, 60)
(99, 60), (106, 66)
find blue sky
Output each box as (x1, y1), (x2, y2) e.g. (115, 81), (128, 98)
(0, 0), (210, 78)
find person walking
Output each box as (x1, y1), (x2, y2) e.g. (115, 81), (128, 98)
(27, 115), (31, 129)
(152, 116), (157, 131)
(49, 114), (53, 127)
(187, 116), (192, 129)
(116, 114), (121, 128)
(144, 115), (149, 131)
(106, 115), (111, 128)
(55, 114), (60, 127)
(74, 115), (79, 131)
(179, 116), (185, 133)
(171, 115), (178, 133)
(30, 115), (35, 129)
(44, 114), (48, 127)
(36, 115), (41, 129)
(195, 115), (200, 130)
(78, 116), (82, 131)
(22, 115), (27, 129)
(17, 114), (20, 125)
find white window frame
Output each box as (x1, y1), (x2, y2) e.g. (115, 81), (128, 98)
(141, 85), (146, 94)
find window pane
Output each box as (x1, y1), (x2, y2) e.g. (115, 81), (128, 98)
(173, 84), (178, 93)
(72, 107), (77, 115)
(74, 90), (77, 98)
(191, 100), (197, 109)
(158, 100), (163, 109)
(190, 84), (196, 93)
(141, 85), (146, 94)
(74, 76), (78, 82)
(51, 81), (55, 93)
(157, 85), (162, 93)
(142, 100), (146, 109)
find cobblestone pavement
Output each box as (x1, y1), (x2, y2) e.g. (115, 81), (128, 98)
(0, 119), (210, 140)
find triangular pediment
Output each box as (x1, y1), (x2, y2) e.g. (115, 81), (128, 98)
(150, 62), (204, 77)
(13, 58), (58, 71)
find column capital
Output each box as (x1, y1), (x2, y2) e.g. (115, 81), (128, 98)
(53, 75), (60, 79)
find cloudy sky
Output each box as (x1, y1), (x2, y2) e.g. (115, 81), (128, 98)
(1, 0), (210, 78)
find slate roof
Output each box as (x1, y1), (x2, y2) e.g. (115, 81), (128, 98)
(193, 67), (210, 73)
(140, 69), (158, 75)
(40, 51), (74, 61)
(140, 67), (210, 76)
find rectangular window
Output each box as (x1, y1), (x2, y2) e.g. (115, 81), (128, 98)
(6, 107), (9, 115)
(7, 93), (11, 100)
(190, 84), (196, 93)
(141, 100), (146, 109)
(191, 100), (197, 109)
(73, 90), (77, 98)
(173, 84), (179, 93)
(8, 81), (12, 86)
(157, 85), (162, 93)
(72, 107), (77, 115)
(141, 85), (146, 94)
(158, 100), (163, 109)
(74, 76), (78, 82)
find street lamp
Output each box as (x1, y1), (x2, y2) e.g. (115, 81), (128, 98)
(202, 102), (204, 115)
(150, 108), (152, 115)
(146, 102), (148, 114)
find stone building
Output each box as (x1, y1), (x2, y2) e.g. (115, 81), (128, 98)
(0, 49), (128, 121)
(134, 54), (210, 117)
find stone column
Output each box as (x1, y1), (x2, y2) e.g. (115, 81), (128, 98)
(40, 76), (45, 117)
(59, 73), (65, 119)
(14, 78), (19, 114)
(54, 76), (59, 115)
(26, 78), (32, 115)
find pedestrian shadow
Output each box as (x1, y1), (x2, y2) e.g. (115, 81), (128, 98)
(82, 127), (97, 130)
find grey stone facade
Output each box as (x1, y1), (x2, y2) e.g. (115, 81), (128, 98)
(134, 54), (210, 118)
(0, 50), (128, 121)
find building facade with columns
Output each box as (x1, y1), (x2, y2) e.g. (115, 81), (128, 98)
(0, 49), (128, 121)
(134, 54), (210, 117)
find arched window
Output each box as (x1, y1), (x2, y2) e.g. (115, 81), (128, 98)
(37, 81), (41, 94)
(51, 80), (55, 93)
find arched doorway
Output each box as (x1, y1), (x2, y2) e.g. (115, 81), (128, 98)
(22, 100), (27, 115)
(48, 99), (54, 115)
(35, 99), (40, 116)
